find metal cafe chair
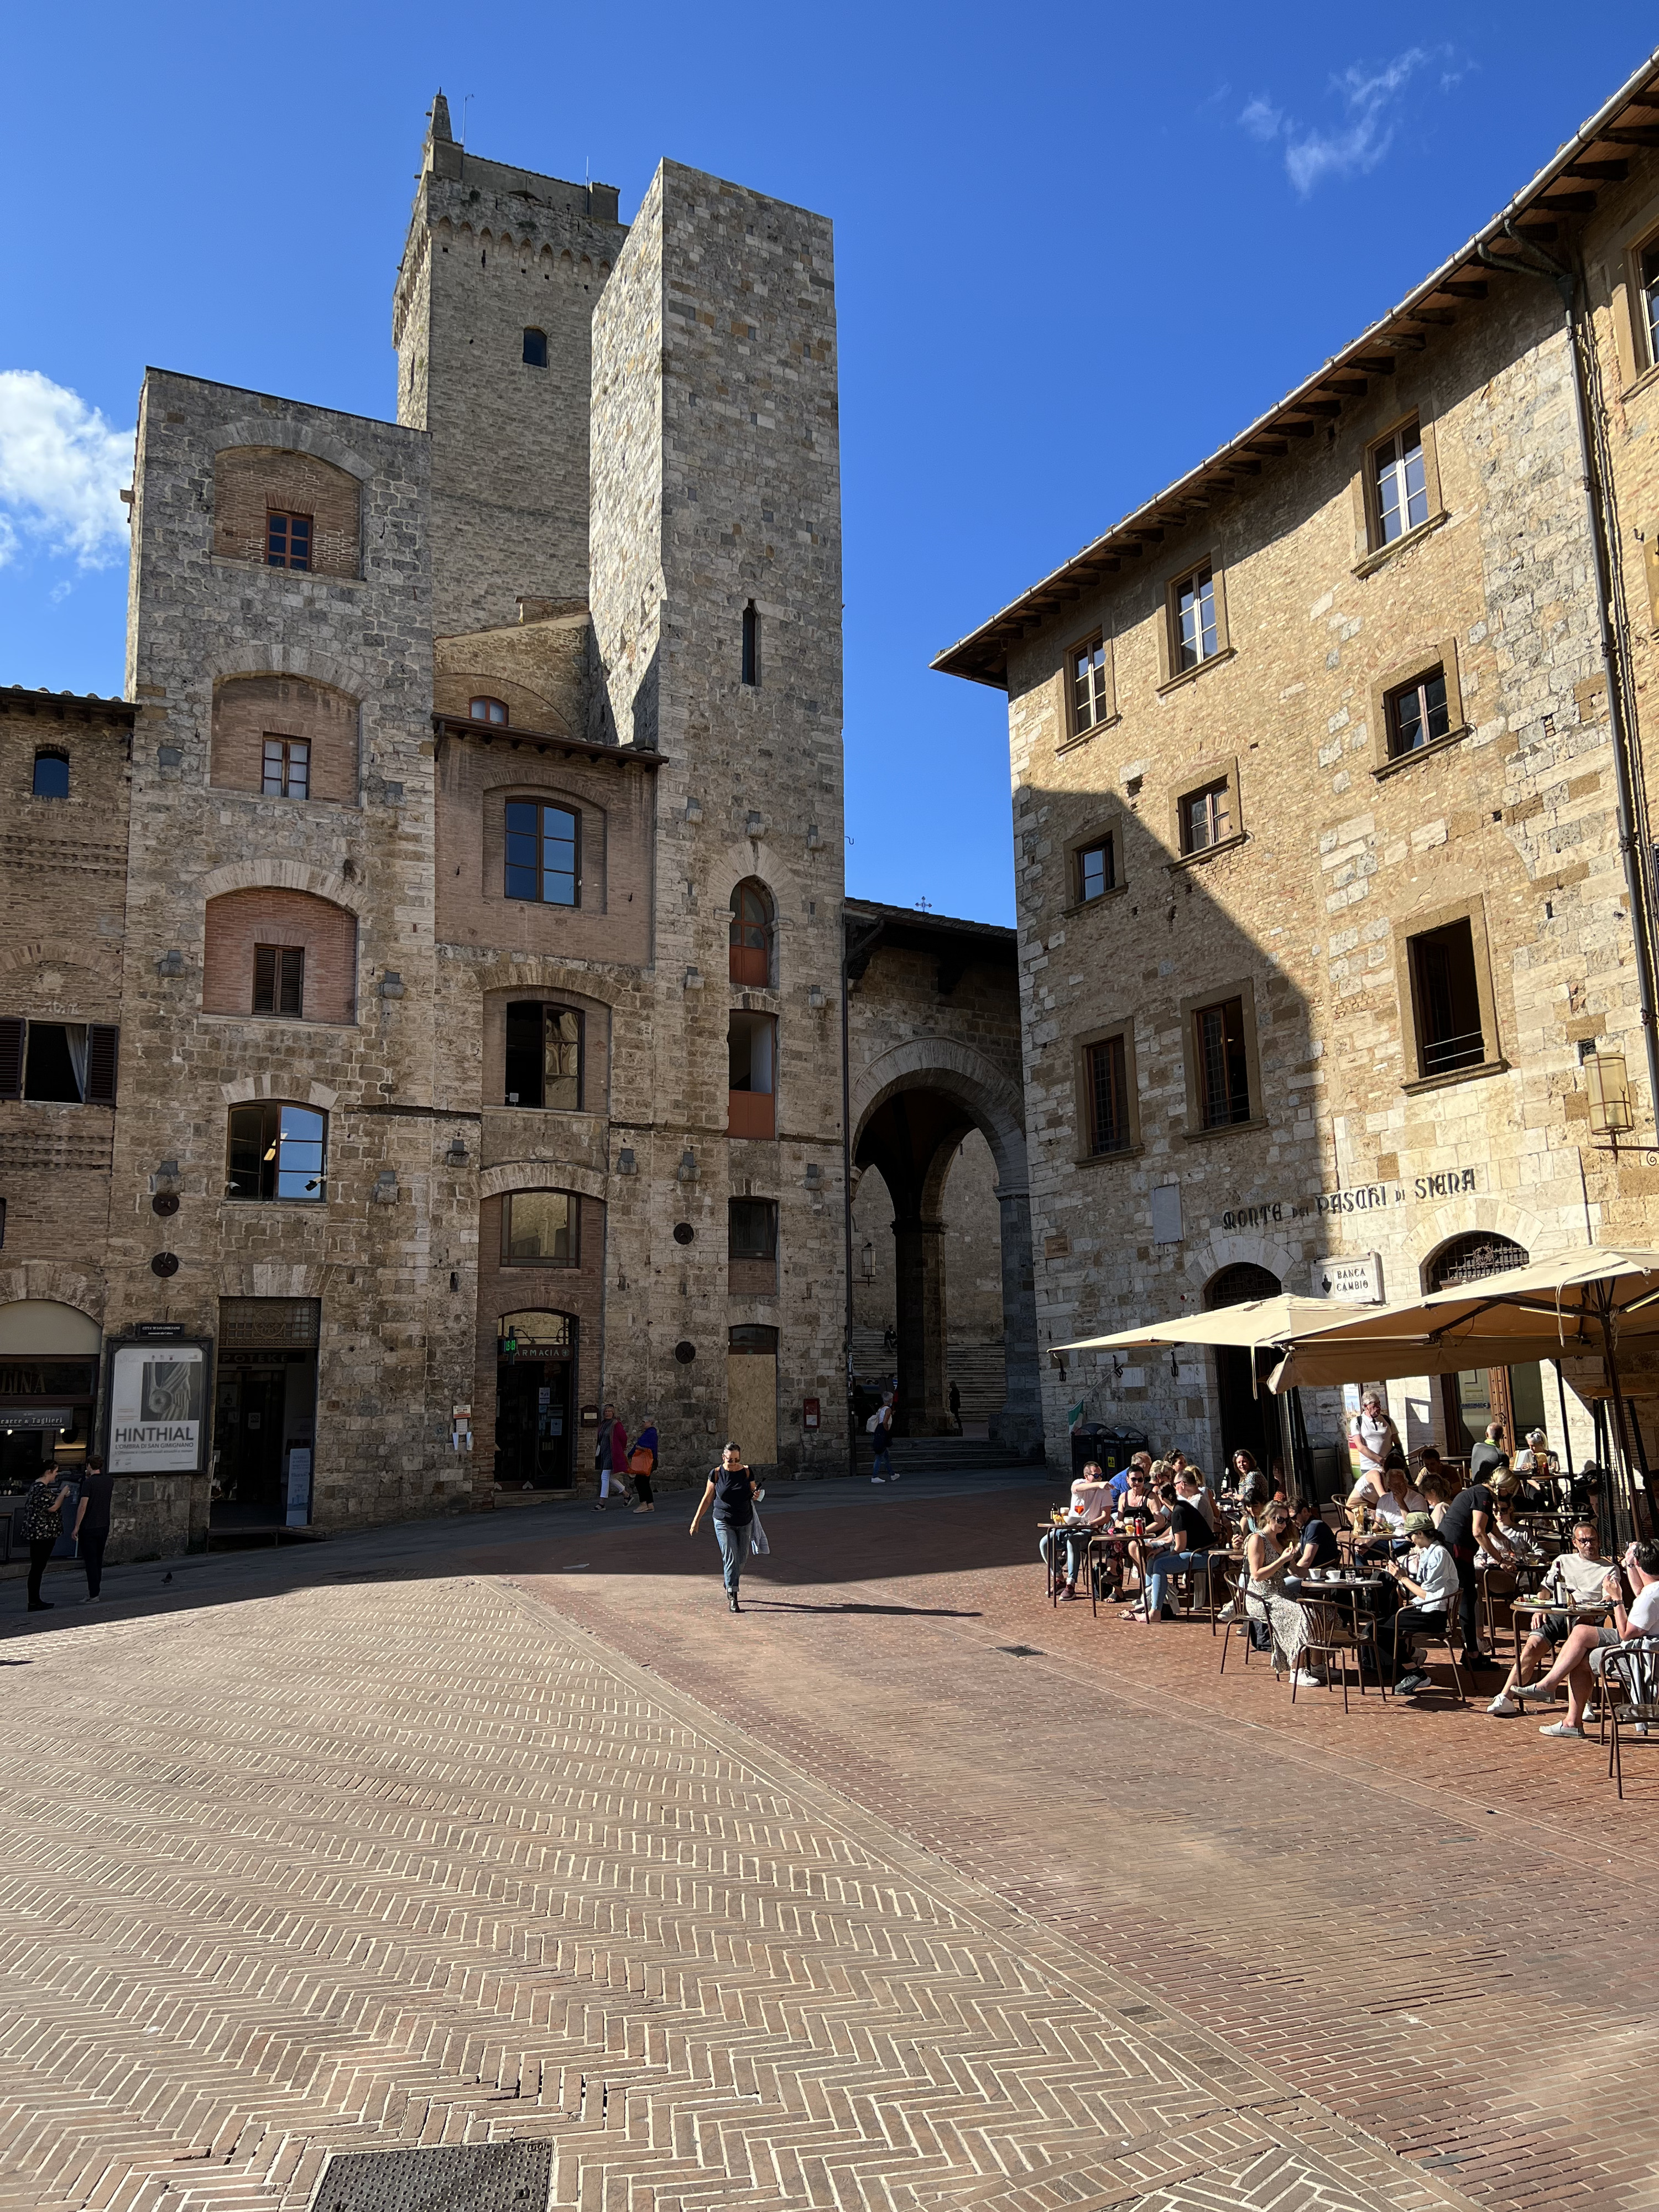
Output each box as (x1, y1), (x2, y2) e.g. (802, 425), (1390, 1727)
(1218, 1561), (1259, 1679)
(1294, 1589), (1387, 1714)
(1598, 1645), (1658, 1800)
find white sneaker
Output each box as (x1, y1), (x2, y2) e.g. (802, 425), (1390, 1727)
(870, 1475), (886, 1484)
(889, 1471), (902, 1481)
(1487, 1692), (1522, 1717)
(1289, 1668), (1323, 1688)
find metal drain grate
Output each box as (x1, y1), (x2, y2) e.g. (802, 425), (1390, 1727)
(313, 2141), (552, 2211)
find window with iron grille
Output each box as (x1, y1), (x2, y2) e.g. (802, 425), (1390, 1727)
(1172, 566), (1218, 671)
(1371, 420), (1428, 546)
(262, 737), (310, 797)
(504, 800), (578, 905)
(1076, 837), (1114, 903)
(503, 1001), (582, 1110)
(267, 510), (312, 570)
(1428, 1233), (1527, 1291)
(1407, 919), (1485, 1077)
(226, 1102), (327, 1202)
(1084, 1035), (1131, 1156)
(1178, 779), (1232, 855)
(1385, 668), (1451, 757)
(253, 946), (305, 1018)
(1070, 634), (1110, 733)
(1194, 997), (1251, 1128)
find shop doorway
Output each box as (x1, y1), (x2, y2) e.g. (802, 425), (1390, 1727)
(495, 1311), (574, 1488)
(727, 1324), (779, 1468)
(1427, 1235), (1530, 1453)
(1206, 1263), (1282, 1475)
(213, 1300), (320, 1526)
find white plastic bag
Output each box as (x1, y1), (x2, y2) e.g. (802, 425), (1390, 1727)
(749, 1507), (770, 1557)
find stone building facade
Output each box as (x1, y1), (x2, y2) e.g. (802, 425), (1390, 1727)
(937, 55), (1659, 1487)
(0, 100), (1031, 1560)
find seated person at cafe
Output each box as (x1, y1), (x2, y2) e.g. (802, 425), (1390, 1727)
(1475, 1492), (1543, 1572)
(1123, 1470), (1212, 1624)
(1511, 1428), (1561, 1510)
(1469, 1422), (1510, 1483)
(1294, 1499), (1342, 1572)
(1420, 1465), (1519, 1669)
(1387, 1514), (1464, 1693)
(1040, 1459), (1113, 1602)
(1513, 1537), (1659, 1739)
(1107, 1449), (1152, 1506)
(1188, 1467), (1229, 1544)
(1242, 1496), (1319, 1684)
(1352, 1462), (1428, 1557)
(1223, 1448), (1261, 1499)
(1488, 1516), (1621, 1718)
(1413, 1446), (1449, 1493)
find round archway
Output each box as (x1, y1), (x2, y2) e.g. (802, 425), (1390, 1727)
(0, 1298), (102, 1485)
(1425, 1233), (1533, 1453)
(1206, 1262), (1282, 1309)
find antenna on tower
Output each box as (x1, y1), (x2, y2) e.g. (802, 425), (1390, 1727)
(461, 93), (475, 145)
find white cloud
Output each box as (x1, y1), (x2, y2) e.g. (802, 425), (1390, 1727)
(0, 370), (133, 571)
(1241, 49), (1462, 197)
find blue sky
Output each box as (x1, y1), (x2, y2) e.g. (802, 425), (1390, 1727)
(1, 6), (1647, 924)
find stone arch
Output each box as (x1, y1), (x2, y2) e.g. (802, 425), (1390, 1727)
(199, 860), (361, 914)
(467, 956), (626, 1007)
(852, 1039), (1027, 1197)
(212, 422), (379, 490)
(1181, 1227), (1303, 1302)
(0, 1264), (105, 1324)
(204, 643), (375, 700)
(1414, 1197), (1559, 1290)
(478, 1162), (610, 1206)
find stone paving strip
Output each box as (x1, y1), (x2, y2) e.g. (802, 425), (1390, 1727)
(0, 1573), (1483, 2212)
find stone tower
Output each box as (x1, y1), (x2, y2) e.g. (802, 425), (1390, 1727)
(394, 93), (628, 635)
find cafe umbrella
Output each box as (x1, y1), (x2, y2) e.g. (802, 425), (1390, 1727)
(1057, 1295), (1373, 1498)
(1267, 1245), (1659, 1538)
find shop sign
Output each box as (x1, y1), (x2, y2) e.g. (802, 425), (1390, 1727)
(0, 1408), (75, 1430)
(107, 1343), (206, 1473)
(136, 1322), (185, 1339)
(1311, 1253), (1384, 1304)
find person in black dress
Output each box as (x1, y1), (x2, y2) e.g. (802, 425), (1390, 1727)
(1423, 1467), (1519, 1669)
(689, 1442), (757, 1613)
(71, 1457), (114, 1601)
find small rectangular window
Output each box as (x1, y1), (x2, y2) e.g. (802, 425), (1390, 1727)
(1371, 420), (1428, 546)
(503, 1001), (582, 1110)
(1178, 780), (1232, 855)
(728, 1012), (777, 1139)
(1195, 997), (1251, 1128)
(1408, 920), (1485, 1076)
(32, 751), (69, 799)
(729, 1199), (779, 1260)
(253, 946), (305, 1018)
(504, 800), (579, 906)
(1084, 1035), (1131, 1156)
(503, 1191), (576, 1265)
(1077, 838), (1114, 902)
(267, 510), (312, 571)
(1386, 667), (1451, 757)
(22, 1023), (85, 1103)
(1173, 567), (1218, 671)
(523, 327), (549, 368)
(262, 737), (310, 797)
(742, 601), (761, 687)
(1070, 635), (1110, 733)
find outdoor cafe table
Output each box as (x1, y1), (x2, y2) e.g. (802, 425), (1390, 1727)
(1285, 1571), (1397, 1681)
(1507, 1592), (1613, 1680)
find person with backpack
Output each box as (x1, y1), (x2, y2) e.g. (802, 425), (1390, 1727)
(628, 1415), (659, 1514)
(593, 1402), (632, 1510)
(22, 1461), (71, 1613)
(868, 1397), (897, 1484)
(689, 1441), (757, 1612)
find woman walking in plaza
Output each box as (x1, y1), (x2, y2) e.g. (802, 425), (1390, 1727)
(689, 1441), (757, 1613)
(628, 1414), (659, 1513)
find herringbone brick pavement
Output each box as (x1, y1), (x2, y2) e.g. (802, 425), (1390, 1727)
(0, 1564), (1480, 2212)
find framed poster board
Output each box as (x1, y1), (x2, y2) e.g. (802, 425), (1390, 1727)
(103, 1338), (213, 1475)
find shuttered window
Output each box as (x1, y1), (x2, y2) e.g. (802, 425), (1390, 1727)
(0, 1018), (118, 1104)
(0, 1018), (23, 1100)
(253, 946), (305, 1017)
(85, 1024), (119, 1105)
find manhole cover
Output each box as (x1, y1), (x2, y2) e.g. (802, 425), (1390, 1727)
(314, 2141), (552, 2211)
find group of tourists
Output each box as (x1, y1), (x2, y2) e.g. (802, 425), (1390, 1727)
(1041, 1392), (1659, 1726)
(592, 1404), (659, 1512)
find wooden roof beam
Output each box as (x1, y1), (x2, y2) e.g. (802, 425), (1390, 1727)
(1566, 159), (1629, 181)
(1604, 126), (1659, 146)
(1351, 354), (1397, 373)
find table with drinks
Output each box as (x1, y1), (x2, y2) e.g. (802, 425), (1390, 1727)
(1285, 1565), (1399, 1679)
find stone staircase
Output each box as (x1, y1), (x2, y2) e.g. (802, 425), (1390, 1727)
(854, 1436), (1033, 1476)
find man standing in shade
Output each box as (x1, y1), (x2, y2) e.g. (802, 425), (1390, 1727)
(72, 1457), (114, 1603)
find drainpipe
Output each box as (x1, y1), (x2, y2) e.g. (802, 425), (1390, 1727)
(1478, 225), (1659, 1129)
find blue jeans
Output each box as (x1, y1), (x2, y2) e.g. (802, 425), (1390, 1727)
(872, 1446), (894, 1479)
(1040, 1528), (1087, 1585)
(714, 1517), (747, 1595)
(1144, 1548), (1208, 1616)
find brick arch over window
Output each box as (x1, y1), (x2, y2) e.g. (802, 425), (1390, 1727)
(213, 447), (361, 578)
(202, 889), (358, 1024)
(210, 674), (359, 804)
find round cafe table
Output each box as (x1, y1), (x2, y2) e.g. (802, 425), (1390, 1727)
(1507, 1593), (1611, 1681)
(1286, 1571), (1397, 1688)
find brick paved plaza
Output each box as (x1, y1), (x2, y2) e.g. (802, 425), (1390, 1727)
(2, 1475), (1653, 2212)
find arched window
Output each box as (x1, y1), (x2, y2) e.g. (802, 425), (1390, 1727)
(1427, 1233), (1527, 1291)
(729, 879), (775, 985)
(203, 889), (358, 1024)
(471, 696), (508, 724)
(523, 327), (549, 368)
(226, 1101), (327, 1202)
(32, 750), (69, 800)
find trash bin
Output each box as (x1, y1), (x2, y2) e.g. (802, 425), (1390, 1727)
(1071, 1424), (1150, 1479)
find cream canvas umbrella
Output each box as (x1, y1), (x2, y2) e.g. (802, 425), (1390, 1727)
(1058, 1294), (1373, 1358)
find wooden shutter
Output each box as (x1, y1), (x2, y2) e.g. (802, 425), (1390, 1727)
(0, 1018), (24, 1100)
(279, 947), (305, 1016)
(85, 1024), (119, 1105)
(253, 946), (276, 1013)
